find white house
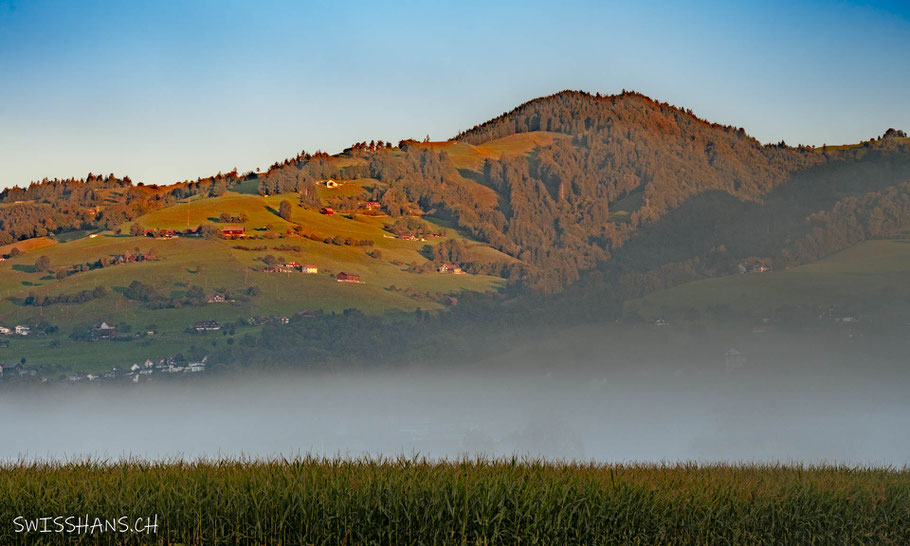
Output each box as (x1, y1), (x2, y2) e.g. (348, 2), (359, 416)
(0, 326), (11, 335)
(15, 325), (30, 336)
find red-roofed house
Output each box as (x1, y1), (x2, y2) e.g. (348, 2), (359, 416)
(220, 226), (245, 237)
(336, 272), (360, 283)
(437, 264), (464, 274)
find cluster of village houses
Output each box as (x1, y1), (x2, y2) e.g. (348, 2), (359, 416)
(260, 262), (460, 280)
(0, 325), (31, 336)
(67, 355), (209, 384)
(0, 353), (208, 384)
(263, 261), (319, 274)
(0, 320), (210, 383)
(192, 310), (319, 332)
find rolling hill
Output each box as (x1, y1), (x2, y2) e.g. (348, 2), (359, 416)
(0, 185), (507, 375)
(1, 89), (909, 378)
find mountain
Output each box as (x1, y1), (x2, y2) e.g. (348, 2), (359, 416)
(1, 90), (909, 378)
(368, 90), (910, 292)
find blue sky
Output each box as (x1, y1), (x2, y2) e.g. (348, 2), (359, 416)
(1, 0), (908, 188)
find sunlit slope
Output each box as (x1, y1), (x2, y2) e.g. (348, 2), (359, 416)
(627, 240), (910, 318)
(0, 190), (509, 373)
(415, 131), (569, 209)
(0, 236), (56, 256)
(0, 192), (506, 325)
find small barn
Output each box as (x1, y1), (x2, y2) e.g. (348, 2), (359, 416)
(336, 272), (360, 283)
(194, 320), (222, 332)
(437, 264), (464, 274)
(220, 226), (246, 237)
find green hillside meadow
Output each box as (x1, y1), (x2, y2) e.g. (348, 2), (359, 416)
(0, 188), (504, 375)
(627, 239), (910, 319)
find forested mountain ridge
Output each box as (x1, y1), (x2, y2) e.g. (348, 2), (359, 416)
(3, 90), (909, 297)
(438, 91), (910, 291)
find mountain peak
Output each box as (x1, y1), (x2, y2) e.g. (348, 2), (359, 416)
(451, 89), (756, 147)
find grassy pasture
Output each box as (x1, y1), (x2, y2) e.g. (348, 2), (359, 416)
(229, 178), (261, 195)
(126, 193), (294, 232)
(0, 457), (906, 545)
(628, 239), (910, 318)
(415, 131), (569, 210)
(474, 130), (568, 158)
(0, 193), (505, 373)
(816, 136), (910, 152)
(0, 236), (56, 256)
(313, 177), (379, 201)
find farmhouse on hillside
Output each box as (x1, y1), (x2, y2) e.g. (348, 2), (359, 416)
(91, 321), (117, 340)
(265, 262), (302, 273)
(207, 293), (226, 303)
(322, 179), (340, 188)
(303, 264), (318, 274)
(194, 320), (221, 332)
(0, 326), (10, 335)
(15, 325), (30, 336)
(437, 264), (464, 274)
(220, 226), (245, 238)
(336, 272), (360, 283)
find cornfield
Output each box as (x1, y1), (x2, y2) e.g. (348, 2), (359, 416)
(1, 456), (907, 544)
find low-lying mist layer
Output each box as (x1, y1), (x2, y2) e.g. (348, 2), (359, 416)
(3, 329), (908, 466)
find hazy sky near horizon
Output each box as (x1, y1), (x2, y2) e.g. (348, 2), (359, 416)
(1, 0), (908, 189)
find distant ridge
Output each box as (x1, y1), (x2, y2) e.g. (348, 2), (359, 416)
(452, 89), (764, 147)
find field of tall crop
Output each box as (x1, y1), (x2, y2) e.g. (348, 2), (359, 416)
(1, 457), (907, 545)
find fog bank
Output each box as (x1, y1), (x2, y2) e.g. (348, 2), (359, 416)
(3, 332), (908, 466)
